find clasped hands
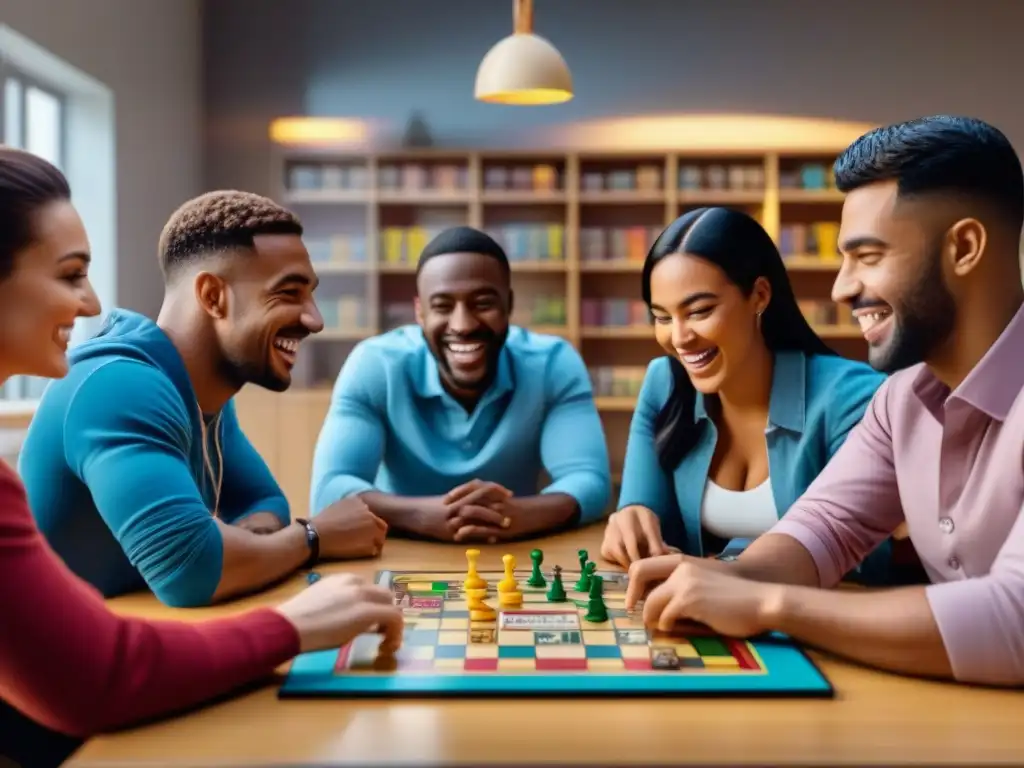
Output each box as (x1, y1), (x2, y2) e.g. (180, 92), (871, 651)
(419, 479), (520, 543)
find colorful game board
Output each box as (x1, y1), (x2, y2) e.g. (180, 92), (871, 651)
(280, 551), (833, 698)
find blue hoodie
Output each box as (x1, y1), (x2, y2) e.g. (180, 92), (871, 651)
(18, 309), (291, 606)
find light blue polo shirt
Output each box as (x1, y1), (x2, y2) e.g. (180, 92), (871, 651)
(310, 325), (612, 524)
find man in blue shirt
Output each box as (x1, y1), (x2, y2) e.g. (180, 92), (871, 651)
(19, 190), (388, 606)
(310, 226), (611, 543)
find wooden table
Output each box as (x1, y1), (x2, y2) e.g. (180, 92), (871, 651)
(71, 524), (1024, 766)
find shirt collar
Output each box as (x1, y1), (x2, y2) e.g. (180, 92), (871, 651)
(693, 350), (806, 432)
(415, 336), (515, 404)
(912, 302), (1024, 421)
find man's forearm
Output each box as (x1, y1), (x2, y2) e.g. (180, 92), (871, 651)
(233, 510), (286, 535)
(359, 491), (429, 531)
(513, 493), (580, 536)
(725, 533), (822, 586)
(211, 520), (309, 601)
(762, 583), (953, 679)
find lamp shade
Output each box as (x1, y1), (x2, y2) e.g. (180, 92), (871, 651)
(474, 32), (573, 105)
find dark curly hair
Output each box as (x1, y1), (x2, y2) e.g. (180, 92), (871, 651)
(158, 190), (304, 280)
(0, 147), (72, 282)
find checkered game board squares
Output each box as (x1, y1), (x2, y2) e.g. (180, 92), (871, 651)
(344, 571), (766, 676)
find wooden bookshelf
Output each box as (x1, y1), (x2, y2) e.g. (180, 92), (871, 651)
(242, 145), (863, 516)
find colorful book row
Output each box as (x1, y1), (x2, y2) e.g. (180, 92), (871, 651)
(799, 299), (856, 328)
(780, 163), (835, 191)
(580, 226), (661, 263)
(380, 225), (566, 265)
(288, 163), (369, 192)
(515, 295), (567, 327)
(321, 296), (371, 331)
(378, 163), (469, 192)
(581, 166), (663, 192)
(678, 163), (765, 191)
(308, 235), (369, 265)
(489, 225), (565, 261)
(582, 299), (648, 328)
(484, 164), (559, 192)
(589, 366), (647, 398)
(779, 222), (840, 259)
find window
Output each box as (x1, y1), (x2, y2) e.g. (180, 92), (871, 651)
(0, 25), (116, 410)
(0, 69), (66, 404)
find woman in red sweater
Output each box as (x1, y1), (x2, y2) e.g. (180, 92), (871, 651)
(0, 147), (403, 758)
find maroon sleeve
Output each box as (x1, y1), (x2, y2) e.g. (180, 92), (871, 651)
(0, 462), (300, 736)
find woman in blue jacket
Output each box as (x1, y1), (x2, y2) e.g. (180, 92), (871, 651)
(602, 206), (893, 582)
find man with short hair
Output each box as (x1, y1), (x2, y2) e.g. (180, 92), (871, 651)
(21, 190), (387, 607)
(310, 226), (611, 543)
(626, 115), (1024, 686)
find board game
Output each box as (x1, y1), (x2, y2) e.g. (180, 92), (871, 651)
(279, 549), (833, 698)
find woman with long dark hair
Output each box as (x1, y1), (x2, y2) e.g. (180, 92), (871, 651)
(601, 207), (892, 579)
(0, 147), (402, 765)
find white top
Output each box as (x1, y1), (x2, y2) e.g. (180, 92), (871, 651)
(700, 477), (778, 539)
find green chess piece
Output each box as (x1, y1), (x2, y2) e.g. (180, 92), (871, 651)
(574, 550), (591, 591)
(576, 560), (595, 592)
(584, 574), (608, 623)
(527, 548), (546, 587)
(546, 565), (567, 602)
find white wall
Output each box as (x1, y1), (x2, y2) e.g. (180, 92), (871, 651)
(1, 0), (204, 318)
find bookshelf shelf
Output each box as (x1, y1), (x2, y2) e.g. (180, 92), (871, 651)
(269, 143), (862, 498)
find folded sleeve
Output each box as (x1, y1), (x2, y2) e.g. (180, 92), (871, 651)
(769, 377), (905, 587)
(924, 495), (1024, 685)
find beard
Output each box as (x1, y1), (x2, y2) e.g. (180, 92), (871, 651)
(870, 252), (957, 374)
(427, 325), (508, 394)
(218, 352), (290, 392)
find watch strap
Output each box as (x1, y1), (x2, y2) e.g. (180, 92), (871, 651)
(294, 517), (320, 568)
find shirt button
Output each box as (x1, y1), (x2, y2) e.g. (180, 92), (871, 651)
(939, 517), (955, 534)
(948, 556), (960, 570)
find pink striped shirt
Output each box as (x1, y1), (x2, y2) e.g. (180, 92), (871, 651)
(772, 304), (1024, 685)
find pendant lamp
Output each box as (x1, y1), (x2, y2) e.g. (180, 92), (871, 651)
(474, 0), (573, 105)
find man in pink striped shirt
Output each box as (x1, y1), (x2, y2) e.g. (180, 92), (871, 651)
(627, 115), (1024, 686)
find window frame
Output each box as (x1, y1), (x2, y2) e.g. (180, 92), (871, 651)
(0, 65), (68, 403)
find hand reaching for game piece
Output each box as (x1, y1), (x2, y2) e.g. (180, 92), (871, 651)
(624, 553), (686, 609)
(273, 573), (404, 654)
(639, 560), (781, 638)
(601, 505), (671, 566)
(314, 496), (389, 559)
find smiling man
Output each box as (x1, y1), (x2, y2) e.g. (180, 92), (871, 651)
(626, 115), (1024, 687)
(310, 226), (611, 543)
(19, 190), (389, 606)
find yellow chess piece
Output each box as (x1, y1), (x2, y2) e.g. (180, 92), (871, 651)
(463, 548), (487, 590)
(498, 554), (517, 592)
(465, 587), (496, 621)
(497, 554), (522, 607)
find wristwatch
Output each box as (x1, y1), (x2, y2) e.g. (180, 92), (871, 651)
(294, 518), (320, 568)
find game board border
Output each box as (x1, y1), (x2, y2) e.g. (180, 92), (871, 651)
(278, 569), (835, 699)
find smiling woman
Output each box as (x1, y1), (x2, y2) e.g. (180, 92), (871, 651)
(603, 207), (893, 584)
(0, 149), (403, 763)
(0, 147), (101, 382)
